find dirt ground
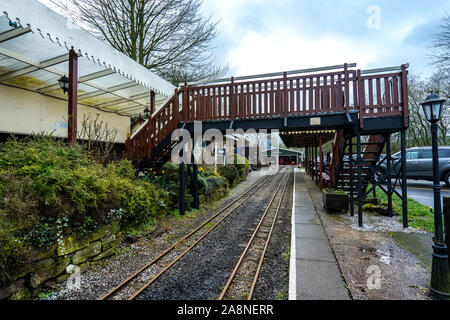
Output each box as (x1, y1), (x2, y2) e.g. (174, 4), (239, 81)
(302, 172), (431, 300)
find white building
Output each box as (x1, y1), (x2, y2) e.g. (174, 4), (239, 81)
(0, 0), (175, 145)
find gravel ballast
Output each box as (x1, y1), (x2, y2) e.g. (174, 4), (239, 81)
(136, 167), (291, 300)
(42, 167), (292, 300)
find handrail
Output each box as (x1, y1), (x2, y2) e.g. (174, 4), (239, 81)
(182, 63), (358, 87)
(361, 64), (409, 75)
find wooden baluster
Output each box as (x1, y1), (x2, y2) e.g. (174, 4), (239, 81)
(393, 76), (399, 112)
(230, 77), (235, 120)
(258, 83), (262, 115)
(384, 77), (391, 114)
(270, 81), (274, 115)
(283, 72), (288, 117)
(368, 79), (374, 111)
(302, 78), (307, 113)
(309, 78), (313, 113)
(288, 80), (295, 114)
(344, 63), (349, 114)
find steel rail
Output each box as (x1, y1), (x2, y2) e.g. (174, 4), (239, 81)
(248, 169), (292, 300)
(99, 172), (274, 300)
(218, 168), (292, 300)
(126, 171), (281, 300)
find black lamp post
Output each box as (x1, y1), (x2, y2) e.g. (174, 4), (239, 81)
(58, 75), (69, 94)
(421, 91), (449, 299)
(144, 107), (151, 119)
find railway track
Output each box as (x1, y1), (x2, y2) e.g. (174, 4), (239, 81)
(99, 170), (282, 300)
(218, 168), (292, 300)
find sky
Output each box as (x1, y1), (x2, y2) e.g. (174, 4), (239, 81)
(39, 0), (450, 79)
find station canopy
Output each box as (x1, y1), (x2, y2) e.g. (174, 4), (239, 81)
(0, 0), (176, 117)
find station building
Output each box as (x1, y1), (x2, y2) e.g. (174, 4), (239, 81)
(0, 0), (175, 147)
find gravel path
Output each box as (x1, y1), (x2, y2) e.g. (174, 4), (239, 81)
(136, 167), (290, 300)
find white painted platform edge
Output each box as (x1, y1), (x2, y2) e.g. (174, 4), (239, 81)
(288, 168), (298, 300)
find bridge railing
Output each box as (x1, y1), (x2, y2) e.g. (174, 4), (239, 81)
(126, 64), (409, 161)
(183, 67), (357, 120)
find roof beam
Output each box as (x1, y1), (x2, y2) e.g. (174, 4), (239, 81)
(0, 26), (32, 43)
(78, 81), (140, 100)
(0, 47), (66, 79)
(0, 53), (69, 81)
(100, 92), (157, 111)
(0, 48), (147, 110)
(78, 69), (116, 82)
(115, 96), (169, 113)
(37, 69), (116, 93)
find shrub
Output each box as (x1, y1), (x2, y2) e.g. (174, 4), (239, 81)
(218, 165), (239, 186)
(233, 154), (250, 180)
(144, 162), (194, 211)
(0, 218), (27, 281)
(0, 135), (169, 254)
(205, 176), (228, 195)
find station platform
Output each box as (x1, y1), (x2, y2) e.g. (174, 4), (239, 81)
(289, 169), (350, 300)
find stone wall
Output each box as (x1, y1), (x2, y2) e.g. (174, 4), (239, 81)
(0, 220), (121, 300)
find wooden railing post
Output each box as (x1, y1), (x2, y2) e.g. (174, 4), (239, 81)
(150, 90), (156, 115)
(173, 88), (179, 126)
(183, 82), (188, 122)
(344, 63), (349, 114)
(401, 64), (409, 128)
(357, 69), (364, 128)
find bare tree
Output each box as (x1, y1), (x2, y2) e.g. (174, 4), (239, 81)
(397, 72), (450, 150)
(50, 0), (227, 85)
(431, 14), (450, 71)
(77, 113), (119, 164)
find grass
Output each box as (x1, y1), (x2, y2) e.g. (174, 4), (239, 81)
(368, 186), (434, 232)
(275, 290), (289, 300)
(124, 219), (157, 237)
(282, 246), (291, 260)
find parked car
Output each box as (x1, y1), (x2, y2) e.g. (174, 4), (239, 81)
(377, 146), (450, 187)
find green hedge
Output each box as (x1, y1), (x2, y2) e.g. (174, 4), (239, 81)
(0, 136), (170, 277)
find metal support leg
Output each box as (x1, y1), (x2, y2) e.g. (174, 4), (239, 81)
(179, 162), (186, 216)
(349, 137), (354, 217)
(193, 162), (199, 209)
(319, 135), (323, 191)
(386, 134), (393, 218)
(357, 129), (363, 227)
(401, 130), (408, 228)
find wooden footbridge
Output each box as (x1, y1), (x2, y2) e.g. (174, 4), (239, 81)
(126, 63), (410, 227)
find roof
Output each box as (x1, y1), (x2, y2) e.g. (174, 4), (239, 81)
(265, 148), (304, 156)
(0, 0), (176, 116)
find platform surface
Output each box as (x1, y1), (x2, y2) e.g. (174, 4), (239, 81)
(289, 169), (350, 300)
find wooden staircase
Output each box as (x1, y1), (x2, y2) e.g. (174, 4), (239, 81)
(331, 134), (386, 200)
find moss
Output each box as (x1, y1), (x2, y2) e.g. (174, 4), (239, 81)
(4, 75), (49, 90)
(323, 188), (346, 195)
(0, 135), (171, 276)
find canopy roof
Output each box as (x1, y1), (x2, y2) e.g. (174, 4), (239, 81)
(0, 0), (176, 117)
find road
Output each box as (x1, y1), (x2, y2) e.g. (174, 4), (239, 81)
(393, 180), (450, 210)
